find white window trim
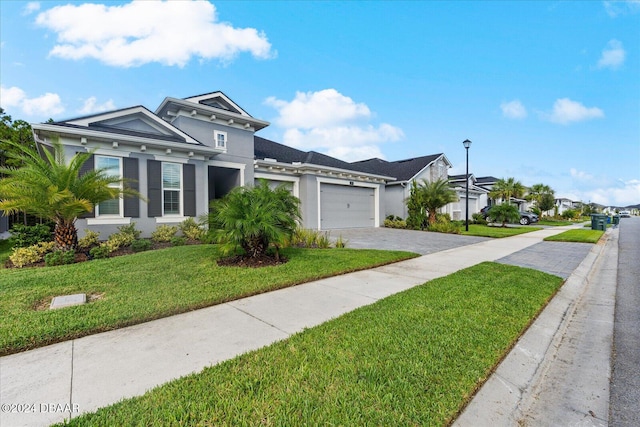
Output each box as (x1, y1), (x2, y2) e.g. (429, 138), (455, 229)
(95, 155), (123, 218)
(162, 162), (183, 217)
(87, 217), (131, 226)
(214, 130), (227, 150)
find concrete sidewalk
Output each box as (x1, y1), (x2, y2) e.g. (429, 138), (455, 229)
(1, 225), (584, 426)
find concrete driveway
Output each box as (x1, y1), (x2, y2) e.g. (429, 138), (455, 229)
(327, 227), (490, 254)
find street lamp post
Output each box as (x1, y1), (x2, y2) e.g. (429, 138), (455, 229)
(463, 139), (472, 231)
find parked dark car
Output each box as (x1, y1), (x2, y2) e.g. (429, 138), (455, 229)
(480, 206), (539, 225)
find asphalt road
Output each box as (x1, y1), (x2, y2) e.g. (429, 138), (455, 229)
(609, 216), (640, 426)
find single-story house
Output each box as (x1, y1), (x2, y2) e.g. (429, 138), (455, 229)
(27, 91), (393, 237)
(352, 154), (453, 219)
(447, 174), (489, 220)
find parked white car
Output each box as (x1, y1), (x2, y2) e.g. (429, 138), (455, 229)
(619, 211), (631, 218)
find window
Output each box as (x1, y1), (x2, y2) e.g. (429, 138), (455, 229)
(162, 162), (181, 215)
(214, 130), (227, 149)
(96, 156), (122, 216)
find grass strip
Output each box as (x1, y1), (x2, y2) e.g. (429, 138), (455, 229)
(0, 245), (416, 355)
(544, 229), (604, 243)
(59, 262), (563, 427)
(461, 224), (541, 238)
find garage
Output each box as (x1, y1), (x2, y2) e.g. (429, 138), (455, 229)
(320, 183), (375, 229)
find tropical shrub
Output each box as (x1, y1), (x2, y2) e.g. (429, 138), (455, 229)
(488, 203), (520, 227)
(8, 223), (52, 248)
(179, 218), (205, 241)
(117, 223), (142, 240)
(406, 178), (458, 229)
(89, 244), (110, 259)
(171, 237), (187, 247)
(561, 209), (579, 220)
(105, 232), (135, 252)
(44, 250), (76, 267)
(78, 230), (100, 250)
(428, 214), (461, 234)
(472, 213), (487, 225)
(9, 241), (55, 267)
(384, 218), (407, 229)
(151, 225), (178, 243)
(131, 239), (152, 252)
(208, 180), (301, 259)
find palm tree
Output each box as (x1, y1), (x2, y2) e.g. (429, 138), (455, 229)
(489, 177), (525, 205)
(526, 183), (554, 207)
(407, 178), (458, 227)
(0, 139), (142, 250)
(208, 180), (301, 260)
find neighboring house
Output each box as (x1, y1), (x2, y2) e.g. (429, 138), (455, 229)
(352, 154), (452, 219)
(254, 137), (392, 229)
(31, 92), (269, 238)
(447, 174), (489, 221)
(27, 91), (395, 236)
(555, 198), (580, 216)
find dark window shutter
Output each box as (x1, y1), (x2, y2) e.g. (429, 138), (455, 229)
(78, 153), (95, 218)
(0, 213), (8, 233)
(123, 157), (139, 218)
(183, 163), (196, 217)
(147, 160), (162, 217)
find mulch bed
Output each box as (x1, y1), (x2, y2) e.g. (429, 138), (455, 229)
(4, 239), (200, 269)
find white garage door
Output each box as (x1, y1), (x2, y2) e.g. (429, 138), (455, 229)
(320, 184), (375, 229)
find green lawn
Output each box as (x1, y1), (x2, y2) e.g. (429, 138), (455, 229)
(461, 224), (541, 238)
(0, 239), (11, 266)
(59, 262), (563, 427)
(0, 245), (417, 355)
(544, 229), (604, 243)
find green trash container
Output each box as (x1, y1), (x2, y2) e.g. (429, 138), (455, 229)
(613, 215), (620, 225)
(591, 214), (607, 231)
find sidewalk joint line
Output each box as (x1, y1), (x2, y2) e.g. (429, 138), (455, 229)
(226, 303), (291, 336)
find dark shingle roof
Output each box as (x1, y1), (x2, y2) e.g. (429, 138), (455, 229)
(43, 122), (192, 144)
(476, 176), (500, 185)
(254, 137), (380, 174)
(352, 154), (443, 181)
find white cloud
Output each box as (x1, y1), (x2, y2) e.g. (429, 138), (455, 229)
(500, 100), (527, 119)
(597, 39), (626, 69)
(78, 96), (116, 114)
(265, 89), (372, 128)
(266, 89), (404, 162)
(22, 93), (65, 116)
(604, 0), (640, 17)
(581, 179), (640, 207)
(0, 86), (27, 108)
(545, 98), (604, 124)
(0, 85), (65, 117)
(570, 168), (594, 181)
(22, 2), (40, 15)
(34, 1), (274, 68)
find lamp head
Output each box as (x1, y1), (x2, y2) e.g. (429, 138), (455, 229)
(462, 139), (472, 149)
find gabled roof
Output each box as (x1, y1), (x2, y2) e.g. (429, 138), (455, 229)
(476, 176), (500, 185)
(352, 154), (448, 181)
(254, 137), (393, 179)
(156, 92), (269, 131)
(34, 105), (203, 146)
(449, 173), (476, 182)
(183, 91), (251, 117)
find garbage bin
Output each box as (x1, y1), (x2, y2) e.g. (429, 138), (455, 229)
(613, 215), (620, 225)
(591, 214), (607, 231)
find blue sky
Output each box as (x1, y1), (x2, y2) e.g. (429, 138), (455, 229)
(1, 0), (639, 206)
